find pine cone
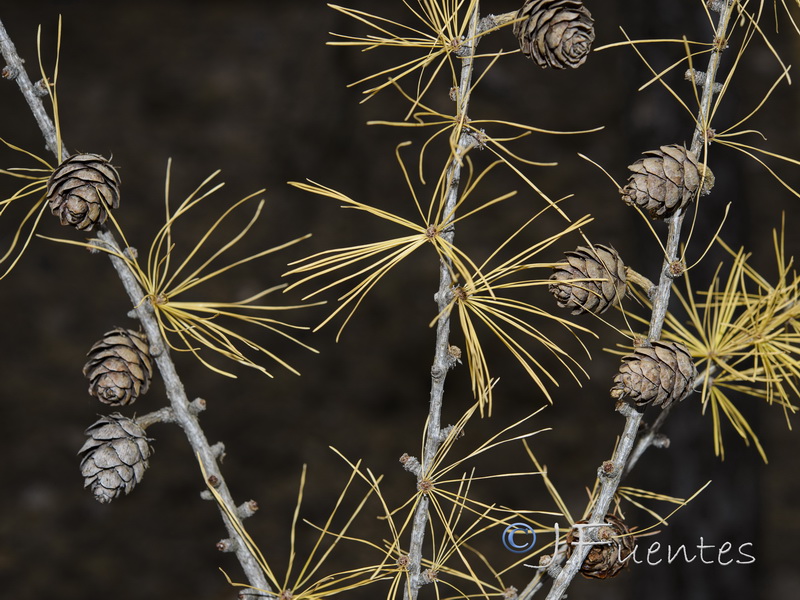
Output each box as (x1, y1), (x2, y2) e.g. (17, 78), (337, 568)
(46, 153), (121, 230)
(513, 0), (595, 69)
(79, 413), (153, 503)
(621, 145), (714, 219)
(549, 244), (627, 315)
(83, 328), (153, 406)
(565, 514), (635, 579)
(610, 340), (697, 409)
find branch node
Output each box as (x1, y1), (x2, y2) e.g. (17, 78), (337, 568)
(210, 441), (226, 462)
(453, 37), (470, 57)
(1, 64), (19, 79)
(216, 538), (237, 553)
(32, 78), (48, 97)
(421, 568), (439, 584)
(652, 433), (671, 449)
(685, 68), (723, 93)
(189, 397), (208, 415)
(447, 344), (462, 368)
(237, 499), (259, 519)
(433, 288), (452, 305)
(468, 128), (487, 150)
(503, 586), (519, 600)
(399, 452), (422, 476)
(598, 460), (617, 479)
(667, 260), (686, 279)
(439, 425), (454, 443)
(478, 11), (518, 35)
(200, 490), (214, 501)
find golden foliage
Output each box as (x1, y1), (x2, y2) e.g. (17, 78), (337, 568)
(284, 143), (512, 341)
(329, 0), (482, 110)
(47, 161), (319, 378)
(629, 225), (800, 460)
(438, 209), (596, 413)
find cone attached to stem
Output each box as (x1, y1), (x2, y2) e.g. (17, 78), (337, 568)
(83, 328), (153, 407)
(549, 244), (627, 315)
(79, 413), (153, 503)
(46, 153), (121, 230)
(565, 513), (635, 579)
(620, 145), (714, 219)
(611, 340), (697, 409)
(513, 0), (595, 69)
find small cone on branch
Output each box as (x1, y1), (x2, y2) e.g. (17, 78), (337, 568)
(79, 413), (153, 503)
(83, 328), (153, 407)
(549, 244), (627, 315)
(46, 153), (121, 231)
(565, 514), (636, 579)
(611, 340), (697, 409)
(621, 145), (714, 219)
(513, 0), (595, 69)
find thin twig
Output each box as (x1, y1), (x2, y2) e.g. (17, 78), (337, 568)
(531, 2), (737, 599)
(0, 18), (271, 595)
(403, 4), (481, 600)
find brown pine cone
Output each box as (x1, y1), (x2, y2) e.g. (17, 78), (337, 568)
(513, 0), (595, 69)
(610, 340), (697, 409)
(549, 244), (627, 315)
(621, 145), (714, 219)
(83, 328), (153, 406)
(79, 413), (153, 503)
(565, 513), (636, 579)
(46, 153), (121, 230)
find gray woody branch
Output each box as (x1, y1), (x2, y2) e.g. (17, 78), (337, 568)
(0, 16), (271, 595)
(402, 4), (482, 600)
(533, 2), (736, 599)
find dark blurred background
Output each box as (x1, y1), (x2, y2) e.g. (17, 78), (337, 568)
(1, 2), (798, 599)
